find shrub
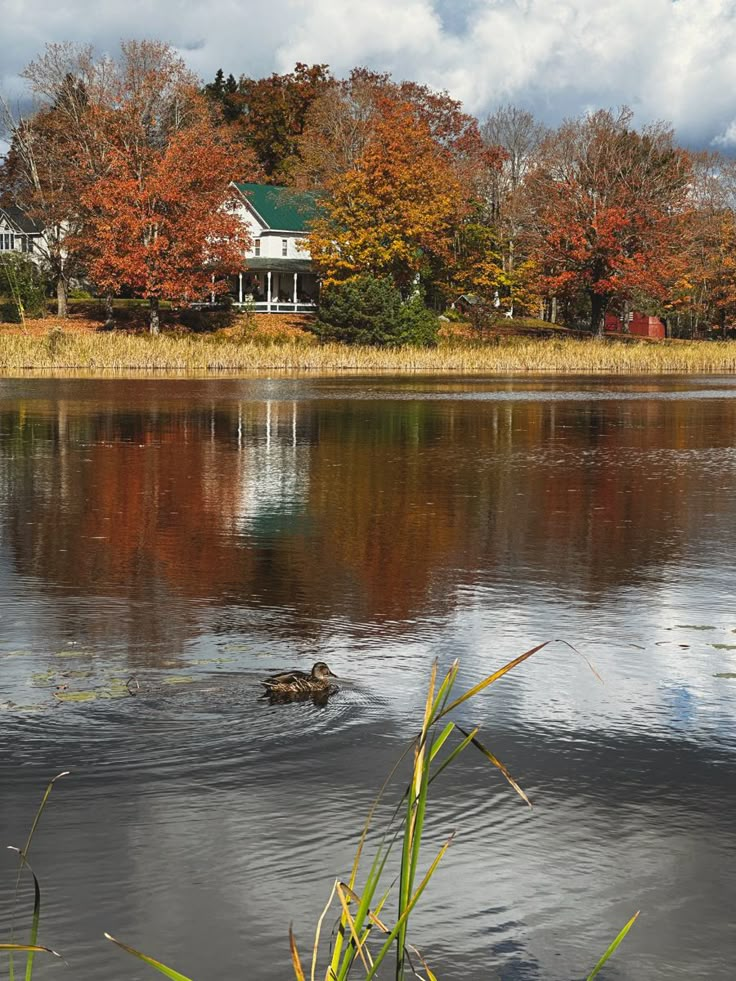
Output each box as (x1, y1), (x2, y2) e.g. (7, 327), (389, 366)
(0, 254), (48, 321)
(317, 275), (438, 347)
(397, 293), (439, 347)
(316, 274), (402, 345)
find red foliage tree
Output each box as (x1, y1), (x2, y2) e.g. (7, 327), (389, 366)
(524, 108), (691, 332)
(70, 42), (256, 332)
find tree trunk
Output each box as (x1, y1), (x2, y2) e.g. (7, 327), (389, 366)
(149, 297), (160, 335)
(550, 296), (557, 324)
(56, 276), (68, 318)
(622, 300), (630, 334)
(104, 294), (114, 330)
(590, 292), (607, 336)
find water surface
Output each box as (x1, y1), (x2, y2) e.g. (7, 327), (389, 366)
(1, 374), (736, 980)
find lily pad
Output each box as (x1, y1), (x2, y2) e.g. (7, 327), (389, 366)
(714, 673), (736, 679)
(53, 690), (98, 702)
(711, 644), (736, 651)
(31, 671), (61, 686)
(190, 657), (235, 665)
(676, 625), (716, 631)
(161, 675), (195, 686)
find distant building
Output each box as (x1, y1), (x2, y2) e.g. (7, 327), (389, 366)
(231, 183), (319, 313)
(0, 206), (45, 258)
(604, 310), (666, 339)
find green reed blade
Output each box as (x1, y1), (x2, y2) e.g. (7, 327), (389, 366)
(22, 857), (40, 981)
(0, 946), (58, 956)
(427, 725), (480, 790)
(333, 827), (398, 981)
(398, 750), (431, 979)
(104, 933), (194, 981)
(330, 739), (415, 973)
(21, 772), (70, 860)
(586, 911), (640, 980)
(428, 722), (455, 763)
(455, 726), (531, 807)
(8, 771), (69, 981)
(366, 834), (454, 981)
(429, 660), (459, 719)
(438, 642), (551, 718)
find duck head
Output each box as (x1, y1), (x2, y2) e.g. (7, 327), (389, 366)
(311, 661), (338, 681)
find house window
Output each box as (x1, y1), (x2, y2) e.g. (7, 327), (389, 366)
(281, 239), (288, 257)
(0, 233), (14, 251)
(254, 238), (260, 256)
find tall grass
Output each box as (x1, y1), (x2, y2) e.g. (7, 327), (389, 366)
(1, 771), (67, 978)
(282, 643), (638, 981)
(1, 332), (736, 372)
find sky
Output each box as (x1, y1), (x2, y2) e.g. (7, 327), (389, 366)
(1, 0), (736, 148)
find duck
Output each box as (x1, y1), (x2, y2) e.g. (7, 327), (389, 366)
(261, 661), (338, 695)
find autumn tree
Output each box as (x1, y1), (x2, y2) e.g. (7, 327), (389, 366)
(672, 152), (736, 337)
(204, 63), (333, 181)
(524, 108), (691, 333)
(307, 95), (469, 292)
(481, 105), (547, 315)
(301, 71), (503, 301)
(0, 46), (102, 315)
(71, 42), (255, 333)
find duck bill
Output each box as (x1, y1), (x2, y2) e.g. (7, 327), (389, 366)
(328, 669), (338, 678)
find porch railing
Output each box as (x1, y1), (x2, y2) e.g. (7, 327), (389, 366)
(235, 301), (317, 313)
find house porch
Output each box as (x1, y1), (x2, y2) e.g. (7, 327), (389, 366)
(230, 257), (317, 313)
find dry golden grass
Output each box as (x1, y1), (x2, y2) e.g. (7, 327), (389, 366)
(2, 330), (736, 373)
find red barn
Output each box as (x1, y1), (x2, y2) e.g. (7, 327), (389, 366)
(604, 311), (666, 339)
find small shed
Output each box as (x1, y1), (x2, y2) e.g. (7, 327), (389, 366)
(604, 311), (665, 339)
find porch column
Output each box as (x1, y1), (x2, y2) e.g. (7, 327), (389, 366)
(210, 274), (215, 304)
(293, 272), (298, 308)
(267, 270), (272, 313)
(238, 272), (243, 304)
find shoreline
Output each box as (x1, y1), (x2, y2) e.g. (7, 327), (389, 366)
(2, 332), (736, 374)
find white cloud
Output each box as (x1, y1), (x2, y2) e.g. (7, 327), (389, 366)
(1, 0), (735, 147)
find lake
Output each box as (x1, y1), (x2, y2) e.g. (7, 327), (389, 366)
(1, 374), (736, 980)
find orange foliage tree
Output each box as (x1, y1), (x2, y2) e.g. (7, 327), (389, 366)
(524, 108), (691, 332)
(70, 42), (256, 332)
(302, 73), (502, 298)
(307, 95), (469, 290)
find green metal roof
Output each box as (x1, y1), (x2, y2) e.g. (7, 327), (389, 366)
(245, 257), (313, 272)
(235, 183), (318, 232)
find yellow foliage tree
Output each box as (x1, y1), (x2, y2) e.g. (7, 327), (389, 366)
(307, 96), (469, 292)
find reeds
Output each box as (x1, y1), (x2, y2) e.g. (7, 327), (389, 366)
(285, 643), (638, 981)
(1, 332), (736, 372)
(1, 771), (67, 979)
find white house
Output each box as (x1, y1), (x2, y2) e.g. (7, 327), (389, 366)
(0, 206), (45, 259)
(230, 183), (319, 313)
(2, 187), (320, 313)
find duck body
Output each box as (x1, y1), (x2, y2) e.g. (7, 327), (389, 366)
(261, 661), (338, 695)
